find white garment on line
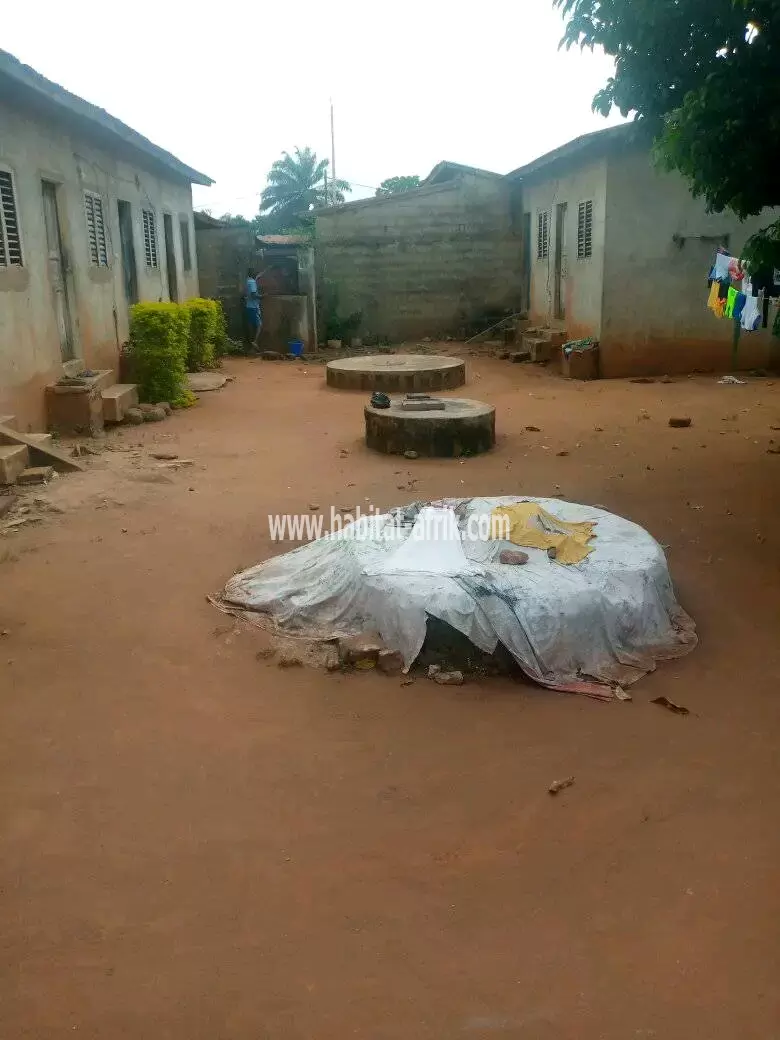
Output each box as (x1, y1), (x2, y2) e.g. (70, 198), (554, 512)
(713, 253), (731, 280)
(741, 294), (761, 331)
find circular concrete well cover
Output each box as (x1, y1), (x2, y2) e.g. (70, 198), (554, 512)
(365, 396), (495, 457)
(326, 354), (465, 392)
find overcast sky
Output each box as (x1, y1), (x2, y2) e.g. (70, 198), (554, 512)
(6, 0), (624, 217)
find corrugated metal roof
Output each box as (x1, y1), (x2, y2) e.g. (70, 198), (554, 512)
(506, 124), (637, 182)
(0, 49), (213, 186)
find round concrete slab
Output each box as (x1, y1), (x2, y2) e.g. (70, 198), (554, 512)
(187, 372), (227, 392)
(327, 354), (465, 392)
(365, 397), (495, 457)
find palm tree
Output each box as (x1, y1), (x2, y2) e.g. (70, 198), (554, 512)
(260, 147), (350, 223)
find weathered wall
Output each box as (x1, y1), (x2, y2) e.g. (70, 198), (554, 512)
(195, 226), (256, 339)
(601, 149), (780, 376)
(314, 176), (523, 341)
(0, 96), (199, 431)
(522, 156), (608, 340)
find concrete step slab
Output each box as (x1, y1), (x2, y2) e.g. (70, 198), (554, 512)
(0, 415), (18, 430)
(0, 444), (30, 485)
(102, 384), (139, 423)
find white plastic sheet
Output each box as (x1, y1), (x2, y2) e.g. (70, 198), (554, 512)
(221, 498), (697, 698)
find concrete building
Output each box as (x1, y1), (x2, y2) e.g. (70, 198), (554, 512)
(509, 125), (779, 376)
(0, 49), (211, 431)
(315, 163), (523, 342)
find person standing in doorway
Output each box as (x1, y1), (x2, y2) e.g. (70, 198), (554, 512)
(243, 267), (263, 350)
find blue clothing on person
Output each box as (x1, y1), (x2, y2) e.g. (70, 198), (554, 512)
(245, 276), (261, 312)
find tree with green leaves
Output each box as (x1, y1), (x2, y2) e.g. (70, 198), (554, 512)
(260, 147), (350, 226)
(555, 0), (780, 265)
(375, 175), (421, 197)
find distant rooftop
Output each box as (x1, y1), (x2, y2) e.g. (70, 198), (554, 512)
(507, 123), (639, 181)
(0, 48), (213, 186)
(422, 161), (503, 187)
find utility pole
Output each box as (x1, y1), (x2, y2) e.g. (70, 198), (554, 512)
(330, 98), (337, 205)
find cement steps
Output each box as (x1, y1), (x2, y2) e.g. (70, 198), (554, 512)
(0, 444), (30, 486)
(101, 383), (139, 423)
(0, 414), (18, 430)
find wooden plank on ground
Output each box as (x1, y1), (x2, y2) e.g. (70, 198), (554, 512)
(0, 425), (85, 473)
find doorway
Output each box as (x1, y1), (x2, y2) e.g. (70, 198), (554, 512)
(163, 213), (178, 302)
(554, 202), (568, 321)
(521, 212), (531, 312)
(117, 200), (138, 308)
(41, 180), (75, 361)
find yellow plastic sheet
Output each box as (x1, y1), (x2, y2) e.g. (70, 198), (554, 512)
(490, 502), (596, 565)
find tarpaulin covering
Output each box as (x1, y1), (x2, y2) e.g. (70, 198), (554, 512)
(220, 498), (697, 700)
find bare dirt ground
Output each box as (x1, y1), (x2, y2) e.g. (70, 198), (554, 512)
(1, 353), (779, 1039)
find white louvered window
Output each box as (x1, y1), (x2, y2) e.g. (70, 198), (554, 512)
(0, 169), (23, 267)
(84, 191), (108, 266)
(142, 208), (158, 268)
(577, 200), (593, 259)
(536, 210), (549, 261)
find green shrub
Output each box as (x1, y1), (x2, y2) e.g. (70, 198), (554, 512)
(185, 298), (222, 371)
(213, 300), (231, 358)
(129, 302), (195, 408)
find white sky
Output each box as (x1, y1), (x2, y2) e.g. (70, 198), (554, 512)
(6, 0), (624, 217)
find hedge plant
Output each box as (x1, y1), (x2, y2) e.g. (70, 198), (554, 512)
(129, 302), (196, 408)
(185, 297), (222, 370)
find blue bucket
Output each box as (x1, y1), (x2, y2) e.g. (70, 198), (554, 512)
(288, 339), (304, 356)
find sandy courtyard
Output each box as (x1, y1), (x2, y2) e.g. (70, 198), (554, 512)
(1, 353), (779, 1038)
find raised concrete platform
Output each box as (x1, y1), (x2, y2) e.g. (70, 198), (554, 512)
(101, 383), (139, 423)
(365, 397), (495, 457)
(327, 354), (465, 392)
(0, 444), (29, 485)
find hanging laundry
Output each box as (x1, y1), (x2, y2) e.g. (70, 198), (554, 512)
(707, 280), (722, 316)
(733, 292), (747, 321)
(741, 294), (761, 331)
(725, 286), (738, 318)
(728, 257), (746, 282)
(712, 253), (732, 280)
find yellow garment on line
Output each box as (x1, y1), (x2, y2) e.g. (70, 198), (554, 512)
(707, 280), (721, 316)
(491, 502), (597, 565)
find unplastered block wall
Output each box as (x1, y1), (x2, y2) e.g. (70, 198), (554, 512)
(601, 148), (780, 376)
(315, 176), (523, 341)
(0, 96), (198, 430)
(522, 155), (608, 340)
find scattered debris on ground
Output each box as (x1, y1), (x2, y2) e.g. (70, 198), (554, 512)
(652, 695), (690, 716)
(549, 776), (576, 795)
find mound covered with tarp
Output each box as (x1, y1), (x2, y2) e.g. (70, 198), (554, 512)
(218, 497), (697, 700)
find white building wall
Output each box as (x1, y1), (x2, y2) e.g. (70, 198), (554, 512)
(0, 98), (200, 430)
(601, 149), (780, 376)
(522, 156), (608, 340)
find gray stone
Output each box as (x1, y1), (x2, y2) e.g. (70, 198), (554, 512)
(499, 549), (529, 566)
(433, 670), (464, 686)
(403, 450), (419, 459)
(142, 406), (167, 422)
(377, 649), (404, 675)
(125, 407), (144, 425)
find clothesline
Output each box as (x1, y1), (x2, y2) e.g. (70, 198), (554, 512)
(706, 249), (780, 333)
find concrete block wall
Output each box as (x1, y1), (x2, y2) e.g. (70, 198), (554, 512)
(315, 176), (524, 341)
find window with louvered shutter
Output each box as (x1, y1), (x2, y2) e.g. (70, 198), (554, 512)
(84, 192), (109, 266)
(142, 209), (158, 268)
(536, 211), (549, 260)
(0, 169), (23, 267)
(577, 200), (593, 259)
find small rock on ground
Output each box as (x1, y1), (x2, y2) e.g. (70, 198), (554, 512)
(433, 670), (464, 686)
(124, 407), (144, 425)
(142, 406), (167, 422)
(377, 649), (404, 675)
(403, 450), (419, 460)
(669, 417), (692, 428)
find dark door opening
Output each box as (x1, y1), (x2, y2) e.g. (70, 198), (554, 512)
(522, 212), (531, 312)
(117, 200), (138, 308)
(554, 202), (568, 321)
(163, 213), (178, 302)
(41, 180), (75, 361)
